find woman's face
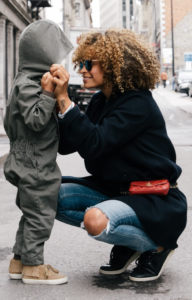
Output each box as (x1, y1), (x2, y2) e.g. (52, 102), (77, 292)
(79, 60), (105, 90)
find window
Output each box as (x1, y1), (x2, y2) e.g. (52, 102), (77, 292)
(122, 1), (126, 27)
(122, 0), (126, 11)
(75, 3), (80, 18)
(130, 0), (133, 16)
(130, 0), (133, 28)
(123, 16), (127, 28)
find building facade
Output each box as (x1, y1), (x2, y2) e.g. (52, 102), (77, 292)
(64, 0), (92, 36)
(131, 0), (161, 57)
(0, 0), (30, 122)
(0, 0), (46, 123)
(100, 0), (131, 29)
(161, 0), (192, 75)
(131, 0), (192, 76)
(45, 0), (92, 38)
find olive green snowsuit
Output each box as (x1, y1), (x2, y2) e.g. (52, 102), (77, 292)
(3, 20), (74, 265)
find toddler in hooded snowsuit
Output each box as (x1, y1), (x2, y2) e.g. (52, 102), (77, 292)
(4, 20), (73, 284)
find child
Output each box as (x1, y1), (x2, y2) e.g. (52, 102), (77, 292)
(4, 20), (73, 285)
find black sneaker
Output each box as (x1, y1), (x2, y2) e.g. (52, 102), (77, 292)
(129, 248), (175, 282)
(99, 245), (141, 275)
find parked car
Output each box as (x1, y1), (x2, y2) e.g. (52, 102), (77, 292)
(189, 82), (192, 97)
(179, 82), (192, 95)
(174, 70), (192, 95)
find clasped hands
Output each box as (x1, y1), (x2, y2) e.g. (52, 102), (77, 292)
(41, 64), (72, 114)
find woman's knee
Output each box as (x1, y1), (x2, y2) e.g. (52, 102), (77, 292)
(84, 208), (108, 236)
(57, 183), (76, 212)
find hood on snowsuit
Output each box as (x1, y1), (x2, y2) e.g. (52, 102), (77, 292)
(18, 19), (74, 76)
(3, 23), (74, 267)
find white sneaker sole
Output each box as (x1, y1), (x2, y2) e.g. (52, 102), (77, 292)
(129, 250), (175, 282)
(22, 276), (68, 285)
(9, 273), (22, 280)
(99, 251), (141, 275)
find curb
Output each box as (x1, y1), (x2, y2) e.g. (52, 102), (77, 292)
(175, 107), (192, 116)
(154, 89), (192, 116)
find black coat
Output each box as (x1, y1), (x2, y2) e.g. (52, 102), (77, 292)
(58, 90), (187, 249)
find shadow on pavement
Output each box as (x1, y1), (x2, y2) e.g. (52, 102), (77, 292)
(92, 273), (170, 295)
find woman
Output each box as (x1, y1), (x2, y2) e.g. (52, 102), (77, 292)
(50, 28), (187, 282)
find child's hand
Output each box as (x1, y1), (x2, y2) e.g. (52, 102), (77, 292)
(41, 72), (55, 93)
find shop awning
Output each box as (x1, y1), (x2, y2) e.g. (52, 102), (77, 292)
(29, 0), (51, 9)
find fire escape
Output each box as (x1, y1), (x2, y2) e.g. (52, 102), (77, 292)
(27, 0), (52, 20)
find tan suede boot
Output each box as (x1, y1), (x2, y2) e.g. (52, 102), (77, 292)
(22, 265), (68, 285)
(9, 259), (23, 279)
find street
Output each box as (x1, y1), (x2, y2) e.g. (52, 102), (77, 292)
(0, 86), (192, 300)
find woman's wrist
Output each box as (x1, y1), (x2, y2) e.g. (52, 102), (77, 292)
(57, 94), (72, 114)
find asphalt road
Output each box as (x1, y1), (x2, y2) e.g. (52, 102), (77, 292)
(0, 87), (192, 300)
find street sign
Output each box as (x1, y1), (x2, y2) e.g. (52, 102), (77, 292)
(185, 53), (192, 70)
(163, 48), (172, 66)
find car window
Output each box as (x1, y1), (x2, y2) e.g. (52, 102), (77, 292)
(178, 72), (192, 79)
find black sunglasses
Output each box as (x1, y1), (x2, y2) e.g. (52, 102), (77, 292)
(79, 60), (98, 72)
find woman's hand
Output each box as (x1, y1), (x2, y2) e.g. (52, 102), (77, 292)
(50, 64), (72, 114)
(41, 72), (55, 93)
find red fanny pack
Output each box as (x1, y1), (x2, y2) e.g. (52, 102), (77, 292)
(129, 179), (170, 196)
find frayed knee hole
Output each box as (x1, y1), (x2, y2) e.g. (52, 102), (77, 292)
(83, 207), (109, 236)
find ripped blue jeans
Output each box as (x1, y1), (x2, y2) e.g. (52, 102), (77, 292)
(56, 183), (158, 253)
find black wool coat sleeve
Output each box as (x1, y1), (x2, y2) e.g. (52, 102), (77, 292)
(58, 91), (153, 159)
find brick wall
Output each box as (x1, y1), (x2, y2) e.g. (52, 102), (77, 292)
(162, 0), (192, 75)
(166, 8), (192, 71)
(164, 0), (192, 35)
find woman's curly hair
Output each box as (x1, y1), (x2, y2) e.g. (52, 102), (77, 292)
(72, 28), (160, 95)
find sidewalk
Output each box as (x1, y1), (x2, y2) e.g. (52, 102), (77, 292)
(0, 123), (6, 136)
(0, 124), (9, 163)
(155, 85), (192, 115)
